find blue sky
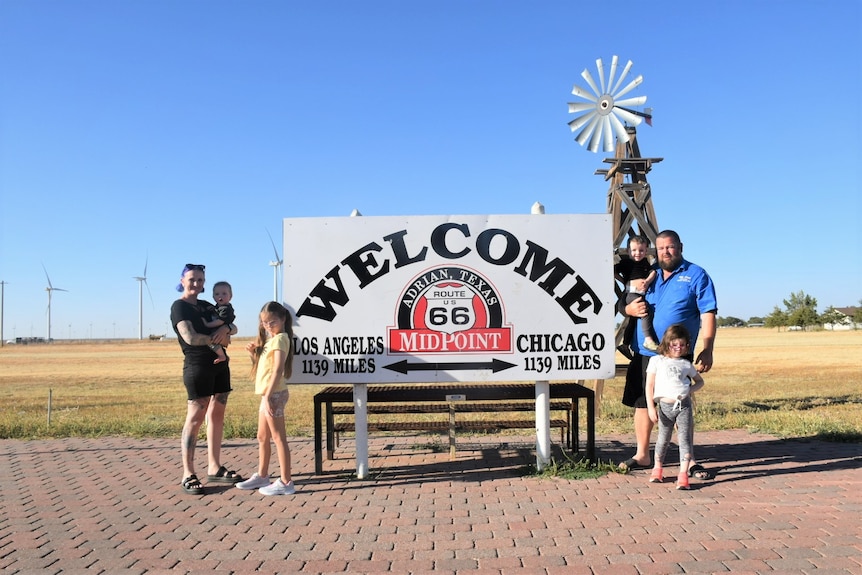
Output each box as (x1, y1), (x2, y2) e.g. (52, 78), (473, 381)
(1, 0), (860, 340)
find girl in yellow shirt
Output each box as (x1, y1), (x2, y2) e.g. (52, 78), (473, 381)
(236, 302), (296, 495)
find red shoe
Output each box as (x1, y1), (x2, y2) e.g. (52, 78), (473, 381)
(649, 467), (663, 483)
(676, 472), (690, 490)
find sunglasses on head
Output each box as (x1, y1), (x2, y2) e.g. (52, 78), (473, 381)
(185, 263), (205, 271)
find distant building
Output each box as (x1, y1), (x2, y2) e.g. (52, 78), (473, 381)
(824, 306), (860, 331)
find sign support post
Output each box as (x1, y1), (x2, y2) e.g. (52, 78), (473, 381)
(354, 383), (369, 479)
(535, 380), (551, 470)
(531, 202), (551, 471)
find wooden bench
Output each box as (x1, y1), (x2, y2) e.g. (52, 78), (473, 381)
(313, 382), (595, 474)
(329, 400), (574, 449)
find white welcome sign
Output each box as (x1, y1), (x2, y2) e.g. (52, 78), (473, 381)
(284, 214), (615, 384)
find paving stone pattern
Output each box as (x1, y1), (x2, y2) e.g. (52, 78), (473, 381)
(1, 430), (860, 574)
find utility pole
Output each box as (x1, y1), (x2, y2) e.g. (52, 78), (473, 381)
(0, 281), (6, 346)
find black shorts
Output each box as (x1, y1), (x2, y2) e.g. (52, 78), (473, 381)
(183, 359), (232, 401)
(622, 352), (693, 409)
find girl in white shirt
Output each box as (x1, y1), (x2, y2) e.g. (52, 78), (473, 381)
(645, 324), (705, 489)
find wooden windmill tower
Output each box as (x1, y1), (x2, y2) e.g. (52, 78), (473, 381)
(567, 56), (662, 407)
(598, 126), (663, 355)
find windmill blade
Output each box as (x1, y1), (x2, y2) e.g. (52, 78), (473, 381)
(587, 119), (605, 153)
(144, 257), (153, 305)
(266, 228), (282, 263)
(609, 113), (631, 145)
(606, 55), (619, 96)
(610, 59), (633, 94)
(596, 58), (606, 94)
(567, 101), (594, 114)
(579, 67), (601, 98)
(613, 74), (644, 100)
(144, 278), (154, 307)
(570, 83), (597, 102)
(575, 115), (601, 147)
(614, 95), (648, 108)
(567, 110), (596, 132)
(613, 106), (644, 126)
(42, 264), (54, 289)
(601, 116), (614, 152)
(132, 255), (152, 305)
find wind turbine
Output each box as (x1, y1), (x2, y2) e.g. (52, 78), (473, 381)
(42, 265), (67, 342)
(266, 228), (283, 303)
(133, 257), (154, 340)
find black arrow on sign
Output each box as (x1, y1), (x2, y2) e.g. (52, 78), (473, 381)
(383, 358), (518, 375)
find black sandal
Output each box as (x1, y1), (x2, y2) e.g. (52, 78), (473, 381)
(182, 474), (205, 495)
(207, 465), (243, 484)
(688, 464), (714, 480)
(619, 457), (650, 471)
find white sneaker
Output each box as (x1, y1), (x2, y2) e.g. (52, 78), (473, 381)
(235, 473), (271, 490)
(259, 479), (295, 496)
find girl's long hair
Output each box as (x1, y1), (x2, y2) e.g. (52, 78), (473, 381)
(249, 302), (295, 380)
(656, 323), (692, 356)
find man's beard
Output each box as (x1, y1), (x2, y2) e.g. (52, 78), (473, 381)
(659, 255), (682, 271)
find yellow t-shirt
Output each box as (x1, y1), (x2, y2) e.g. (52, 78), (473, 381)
(255, 333), (290, 395)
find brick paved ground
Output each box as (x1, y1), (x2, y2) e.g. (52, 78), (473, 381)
(1, 430), (860, 574)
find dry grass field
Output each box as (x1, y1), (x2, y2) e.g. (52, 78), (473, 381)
(1, 328), (860, 441)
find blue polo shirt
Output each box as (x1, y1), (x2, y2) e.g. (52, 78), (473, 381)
(636, 258), (717, 356)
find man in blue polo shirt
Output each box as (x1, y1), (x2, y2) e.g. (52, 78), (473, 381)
(619, 229), (717, 480)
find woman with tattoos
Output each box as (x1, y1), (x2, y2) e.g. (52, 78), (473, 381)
(170, 263), (243, 495)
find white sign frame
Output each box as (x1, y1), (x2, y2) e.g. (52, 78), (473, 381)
(284, 214), (615, 384)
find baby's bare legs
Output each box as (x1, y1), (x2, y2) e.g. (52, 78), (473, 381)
(211, 344), (227, 364)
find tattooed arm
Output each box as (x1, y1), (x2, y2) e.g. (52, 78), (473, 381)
(176, 320), (214, 347)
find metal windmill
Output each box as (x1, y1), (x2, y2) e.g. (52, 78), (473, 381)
(568, 55), (662, 350)
(42, 265), (67, 341)
(133, 257), (154, 340)
(567, 55), (652, 153)
(568, 56), (663, 409)
(266, 229), (283, 303)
